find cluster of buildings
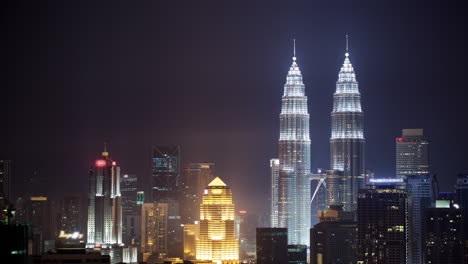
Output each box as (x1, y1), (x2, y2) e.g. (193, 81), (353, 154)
(266, 41), (468, 264)
(1, 40), (468, 264)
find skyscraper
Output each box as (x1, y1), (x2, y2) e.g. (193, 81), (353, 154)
(196, 177), (239, 264)
(120, 174), (140, 245)
(150, 145), (180, 203)
(357, 180), (408, 264)
(0, 160), (12, 223)
(277, 42), (311, 245)
(455, 174), (468, 241)
(58, 195), (85, 246)
(180, 162), (215, 224)
(86, 149), (122, 247)
(330, 42), (365, 212)
(269, 158), (279, 228)
(396, 129), (430, 178)
(405, 174), (438, 264)
(141, 202), (168, 257)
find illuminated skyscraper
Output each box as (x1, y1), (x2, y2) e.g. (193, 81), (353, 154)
(277, 42), (311, 245)
(120, 174), (140, 245)
(330, 41), (365, 212)
(86, 148), (122, 247)
(396, 129), (430, 178)
(141, 203), (168, 257)
(269, 158), (279, 227)
(196, 177), (239, 264)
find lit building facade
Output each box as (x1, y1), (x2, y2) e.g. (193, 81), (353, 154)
(405, 174), (438, 264)
(424, 203), (465, 264)
(357, 181), (408, 264)
(86, 149), (122, 247)
(181, 163), (215, 224)
(58, 195), (85, 246)
(269, 158), (279, 228)
(150, 145), (180, 203)
(183, 223), (199, 260)
(330, 49), (365, 212)
(196, 177), (239, 264)
(277, 47), (311, 245)
(141, 203), (168, 257)
(396, 129), (429, 178)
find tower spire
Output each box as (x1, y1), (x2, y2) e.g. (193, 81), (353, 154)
(345, 35), (349, 57)
(102, 142), (109, 157)
(293, 38), (296, 60)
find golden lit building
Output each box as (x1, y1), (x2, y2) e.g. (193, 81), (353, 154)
(141, 203), (168, 259)
(196, 177), (239, 264)
(183, 222), (199, 260)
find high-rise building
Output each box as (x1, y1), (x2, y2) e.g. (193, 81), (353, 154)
(330, 45), (365, 212)
(405, 174), (438, 264)
(396, 129), (430, 178)
(181, 163), (215, 224)
(424, 202), (465, 264)
(325, 169), (341, 207)
(256, 228), (288, 264)
(310, 205), (357, 264)
(141, 203), (168, 257)
(277, 43), (311, 245)
(150, 145), (180, 203)
(236, 210), (257, 261)
(455, 174), (468, 238)
(28, 196), (56, 254)
(0, 160), (11, 211)
(269, 159), (279, 228)
(357, 179), (408, 264)
(86, 149), (122, 247)
(196, 177), (239, 264)
(58, 195), (85, 247)
(183, 223), (199, 260)
(120, 174), (140, 245)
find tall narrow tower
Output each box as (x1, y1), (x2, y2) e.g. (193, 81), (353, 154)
(278, 41), (311, 245)
(86, 147), (122, 247)
(330, 39), (365, 212)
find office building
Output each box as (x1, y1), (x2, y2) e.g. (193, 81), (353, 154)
(150, 145), (180, 203)
(277, 43), (311, 245)
(287, 245), (307, 264)
(424, 202), (465, 264)
(181, 163), (215, 224)
(396, 129), (429, 178)
(310, 205), (357, 264)
(196, 177), (239, 264)
(256, 228), (288, 264)
(86, 148), (122, 247)
(330, 44), (365, 212)
(269, 158), (279, 228)
(28, 196), (56, 254)
(183, 223), (199, 260)
(120, 174), (140, 245)
(141, 202), (168, 257)
(310, 169), (327, 227)
(357, 179), (408, 264)
(58, 195), (85, 247)
(405, 174), (438, 264)
(236, 210), (257, 261)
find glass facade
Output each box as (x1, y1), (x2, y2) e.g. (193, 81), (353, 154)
(150, 145), (180, 203)
(269, 159), (279, 228)
(396, 129), (430, 177)
(278, 55), (311, 245)
(330, 52), (365, 212)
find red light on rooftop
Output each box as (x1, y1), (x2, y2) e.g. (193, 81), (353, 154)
(112, 161), (117, 166)
(396, 138), (404, 142)
(95, 159), (107, 168)
(239, 210), (247, 214)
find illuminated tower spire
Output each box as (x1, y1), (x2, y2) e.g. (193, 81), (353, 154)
(329, 36), (365, 211)
(277, 40), (311, 245)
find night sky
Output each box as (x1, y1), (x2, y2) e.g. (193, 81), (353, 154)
(3, 1), (468, 214)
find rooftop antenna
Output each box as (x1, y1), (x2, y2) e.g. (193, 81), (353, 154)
(293, 38), (296, 60)
(103, 142), (109, 156)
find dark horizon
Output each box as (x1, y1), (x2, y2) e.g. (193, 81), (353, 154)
(3, 1), (468, 213)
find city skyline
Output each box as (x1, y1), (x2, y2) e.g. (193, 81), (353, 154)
(3, 1), (468, 215)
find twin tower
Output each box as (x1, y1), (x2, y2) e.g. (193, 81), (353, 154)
(271, 40), (365, 246)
